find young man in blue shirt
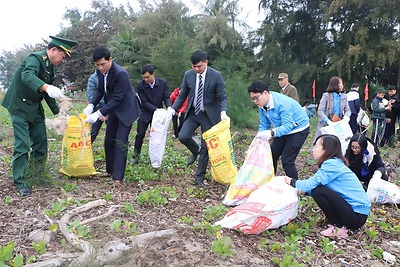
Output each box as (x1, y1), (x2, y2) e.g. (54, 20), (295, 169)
(248, 80), (310, 180)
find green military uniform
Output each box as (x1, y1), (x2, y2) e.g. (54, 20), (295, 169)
(1, 36), (77, 194)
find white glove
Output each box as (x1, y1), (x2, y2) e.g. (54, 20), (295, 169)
(326, 120), (334, 126)
(256, 130), (272, 141)
(343, 116), (350, 123)
(372, 171), (382, 180)
(220, 111), (230, 123)
(167, 107), (176, 117)
(86, 111), (100, 123)
(46, 85), (64, 99)
(83, 104), (94, 117)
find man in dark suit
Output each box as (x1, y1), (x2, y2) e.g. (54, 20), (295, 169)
(1, 35), (77, 196)
(83, 46), (140, 186)
(167, 50), (229, 187)
(131, 64), (171, 164)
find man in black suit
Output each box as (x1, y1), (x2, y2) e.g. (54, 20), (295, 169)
(131, 64), (171, 164)
(83, 46), (140, 186)
(167, 50), (229, 187)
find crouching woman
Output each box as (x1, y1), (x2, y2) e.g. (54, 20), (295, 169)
(344, 133), (388, 189)
(285, 134), (370, 238)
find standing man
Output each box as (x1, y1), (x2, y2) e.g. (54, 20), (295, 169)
(370, 89), (390, 145)
(278, 73), (299, 102)
(167, 50), (229, 187)
(83, 46), (140, 186)
(248, 80), (309, 180)
(1, 35), (77, 196)
(347, 83), (361, 134)
(131, 64), (171, 164)
(87, 71), (106, 143)
(381, 85), (400, 147)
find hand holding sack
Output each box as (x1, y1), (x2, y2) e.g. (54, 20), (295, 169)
(220, 111), (230, 123)
(256, 130), (272, 141)
(86, 111), (101, 123)
(83, 104), (94, 117)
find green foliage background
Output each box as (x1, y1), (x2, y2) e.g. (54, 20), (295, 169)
(0, 0), (399, 127)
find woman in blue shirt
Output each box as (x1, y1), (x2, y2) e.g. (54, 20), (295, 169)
(285, 134), (370, 238)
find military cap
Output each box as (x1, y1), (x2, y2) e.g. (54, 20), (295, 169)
(278, 73), (288, 80)
(49, 35), (78, 57)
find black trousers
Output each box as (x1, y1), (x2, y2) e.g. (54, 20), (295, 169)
(172, 114), (184, 138)
(270, 127), (309, 179)
(178, 107), (213, 179)
(104, 112), (132, 181)
(311, 185), (368, 229)
(133, 118), (151, 154)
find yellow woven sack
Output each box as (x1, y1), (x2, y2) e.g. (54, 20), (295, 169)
(59, 114), (99, 177)
(202, 120), (237, 184)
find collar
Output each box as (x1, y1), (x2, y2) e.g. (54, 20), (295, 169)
(265, 92), (275, 110)
(199, 67), (208, 78)
(281, 83), (289, 90)
(149, 79), (156, 89)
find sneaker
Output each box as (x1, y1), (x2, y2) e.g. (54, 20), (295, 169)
(320, 225), (348, 238)
(19, 187), (32, 196)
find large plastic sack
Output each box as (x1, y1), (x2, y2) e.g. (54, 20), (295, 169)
(216, 176), (299, 234)
(320, 120), (353, 154)
(367, 177), (400, 204)
(356, 109), (371, 128)
(222, 137), (274, 206)
(202, 120), (237, 185)
(60, 114), (99, 177)
(149, 109), (172, 168)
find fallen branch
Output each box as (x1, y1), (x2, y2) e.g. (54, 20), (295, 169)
(25, 199), (177, 267)
(81, 205), (123, 226)
(58, 199), (106, 267)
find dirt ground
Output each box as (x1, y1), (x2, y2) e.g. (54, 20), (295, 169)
(0, 128), (399, 267)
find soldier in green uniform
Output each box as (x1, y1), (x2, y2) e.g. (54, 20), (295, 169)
(1, 35), (77, 196)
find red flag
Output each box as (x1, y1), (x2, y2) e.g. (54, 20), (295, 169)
(364, 82), (369, 102)
(312, 80), (316, 98)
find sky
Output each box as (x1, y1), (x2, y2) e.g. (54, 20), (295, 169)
(0, 0), (263, 52)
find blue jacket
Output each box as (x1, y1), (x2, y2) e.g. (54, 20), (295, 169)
(87, 72), (105, 108)
(259, 91), (309, 137)
(295, 158), (371, 216)
(90, 62), (140, 127)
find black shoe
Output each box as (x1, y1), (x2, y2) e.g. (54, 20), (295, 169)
(131, 156), (140, 165)
(19, 187), (32, 196)
(187, 153), (198, 166)
(195, 176), (206, 187)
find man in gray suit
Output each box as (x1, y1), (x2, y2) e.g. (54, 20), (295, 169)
(167, 50), (229, 187)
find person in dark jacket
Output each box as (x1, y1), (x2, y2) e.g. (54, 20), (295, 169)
(83, 46), (141, 185)
(370, 89), (390, 144)
(381, 85), (400, 147)
(131, 64), (171, 164)
(344, 133), (388, 189)
(346, 83), (361, 134)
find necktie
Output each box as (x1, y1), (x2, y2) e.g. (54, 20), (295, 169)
(195, 75), (203, 114)
(104, 75), (107, 93)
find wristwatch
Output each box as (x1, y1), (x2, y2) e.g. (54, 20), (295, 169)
(271, 130), (275, 137)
